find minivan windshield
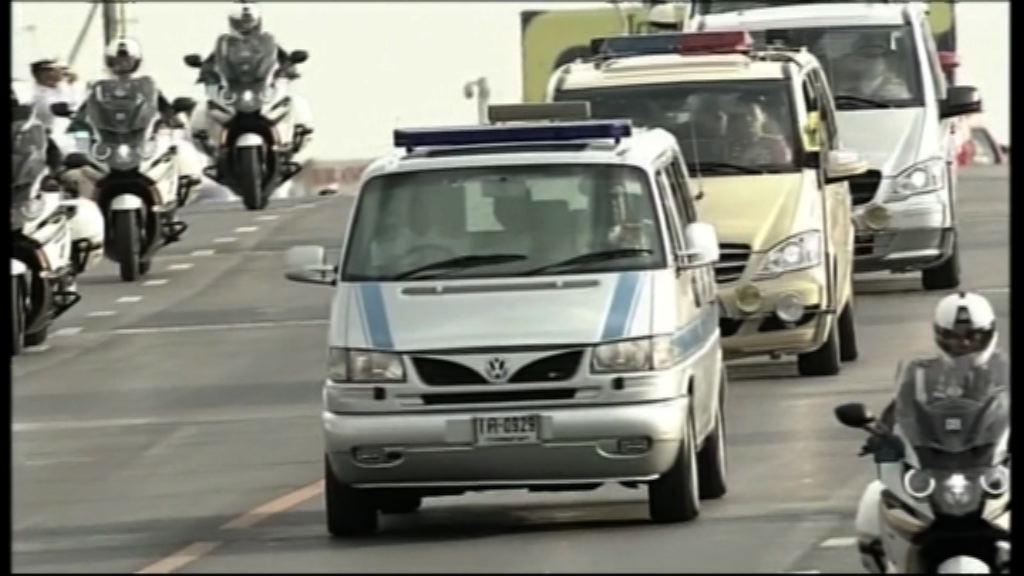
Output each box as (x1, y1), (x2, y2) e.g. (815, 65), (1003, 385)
(692, 0), (811, 15)
(752, 25), (925, 109)
(343, 164), (665, 281)
(556, 80), (800, 176)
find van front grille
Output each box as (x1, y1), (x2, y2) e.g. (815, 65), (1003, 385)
(849, 170), (882, 206)
(715, 243), (751, 284)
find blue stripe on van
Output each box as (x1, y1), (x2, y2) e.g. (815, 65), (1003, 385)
(601, 272), (642, 341)
(671, 305), (720, 363)
(359, 284), (394, 350)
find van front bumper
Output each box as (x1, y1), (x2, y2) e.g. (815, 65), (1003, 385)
(853, 196), (955, 273)
(323, 398), (688, 488)
(717, 271), (832, 360)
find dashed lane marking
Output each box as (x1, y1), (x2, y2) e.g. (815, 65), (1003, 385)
(190, 249), (216, 257)
(819, 536), (858, 548)
(212, 237), (237, 244)
(143, 279), (169, 287)
(117, 296), (143, 303)
(234, 226), (259, 233)
(53, 327), (83, 337)
(87, 310), (117, 317)
(255, 214), (279, 221)
(166, 263), (194, 271)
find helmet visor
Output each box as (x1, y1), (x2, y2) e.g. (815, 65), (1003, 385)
(935, 323), (995, 358)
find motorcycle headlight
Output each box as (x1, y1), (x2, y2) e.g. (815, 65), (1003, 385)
(591, 335), (679, 374)
(20, 197), (46, 221)
(328, 347), (405, 383)
(937, 472), (983, 515)
(980, 464), (1010, 497)
(903, 467), (936, 499)
(753, 230), (823, 280)
(890, 158), (946, 200)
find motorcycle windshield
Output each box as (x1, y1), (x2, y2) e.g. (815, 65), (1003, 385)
(217, 34), (277, 87)
(86, 78), (157, 170)
(894, 356), (1009, 459)
(10, 118), (48, 202)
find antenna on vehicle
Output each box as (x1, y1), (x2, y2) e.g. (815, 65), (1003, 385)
(685, 111), (706, 202)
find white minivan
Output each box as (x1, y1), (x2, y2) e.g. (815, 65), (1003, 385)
(697, 2), (982, 290)
(285, 105), (729, 536)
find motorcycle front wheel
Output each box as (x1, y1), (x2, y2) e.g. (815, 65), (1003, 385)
(237, 147), (268, 211)
(113, 210), (142, 282)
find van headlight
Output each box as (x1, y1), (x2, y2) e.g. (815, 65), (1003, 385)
(328, 347), (405, 383)
(592, 336), (680, 373)
(890, 158), (946, 200)
(752, 230), (823, 280)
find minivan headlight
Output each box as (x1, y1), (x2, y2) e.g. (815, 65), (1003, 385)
(592, 335), (680, 373)
(328, 347), (405, 383)
(890, 158), (946, 200)
(753, 230), (823, 280)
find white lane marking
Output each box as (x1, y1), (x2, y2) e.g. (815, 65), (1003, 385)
(135, 541), (222, 574)
(13, 417), (156, 432)
(976, 286), (1009, 294)
(88, 310), (118, 317)
(234, 226), (259, 233)
(117, 295), (143, 303)
(111, 318), (328, 336)
(143, 279), (169, 287)
(255, 214), (279, 221)
(14, 409), (310, 433)
(22, 456), (93, 466)
(190, 249), (216, 257)
(53, 327), (83, 337)
(167, 263), (194, 271)
(819, 536), (858, 548)
(213, 236), (237, 244)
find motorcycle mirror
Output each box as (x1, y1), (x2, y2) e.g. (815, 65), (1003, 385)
(184, 54), (203, 68)
(49, 102), (72, 118)
(834, 403), (875, 429)
(172, 97), (196, 115)
(288, 50), (309, 65)
(63, 153), (91, 170)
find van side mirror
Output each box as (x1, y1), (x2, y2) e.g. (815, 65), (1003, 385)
(183, 54), (203, 68)
(941, 85), (982, 119)
(834, 402), (875, 429)
(938, 51), (960, 73)
(679, 222), (719, 268)
(49, 102), (73, 118)
(284, 245), (335, 285)
(824, 149), (868, 184)
(288, 50), (309, 65)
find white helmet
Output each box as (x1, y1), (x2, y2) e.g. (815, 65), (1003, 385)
(105, 37), (142, 76)
(646, 2), (684, 31)
(229, 1), (262, 36)
(933, 291), (997, 365)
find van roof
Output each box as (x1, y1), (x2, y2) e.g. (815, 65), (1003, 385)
(698, 2), (912, 31)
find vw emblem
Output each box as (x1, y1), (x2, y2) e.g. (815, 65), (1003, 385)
(484, 357), (509, 382)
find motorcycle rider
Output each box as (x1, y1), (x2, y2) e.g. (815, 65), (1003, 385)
(854, 291), (1008, 573)
(28, 58), (84, 131)
(195, 1), (299, 87)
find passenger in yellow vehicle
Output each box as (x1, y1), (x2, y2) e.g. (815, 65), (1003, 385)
(724, 96), (794, 166)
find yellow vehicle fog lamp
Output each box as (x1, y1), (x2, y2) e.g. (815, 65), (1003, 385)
(775, 293), (805, 323)
(865, 205), (891, 230)
(735, 284), (762, 314)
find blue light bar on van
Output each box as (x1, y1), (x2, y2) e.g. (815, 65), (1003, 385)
(393, 120), (633, 151)
(590, 31), (754, 58)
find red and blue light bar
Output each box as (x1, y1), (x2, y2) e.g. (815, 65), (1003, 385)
(590, 30), (754, 58)
(393, 120), (633, 151)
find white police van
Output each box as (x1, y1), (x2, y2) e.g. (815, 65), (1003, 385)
(284, 103), (729, 536)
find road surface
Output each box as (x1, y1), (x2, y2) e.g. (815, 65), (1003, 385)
(12, 167), (1009, 574)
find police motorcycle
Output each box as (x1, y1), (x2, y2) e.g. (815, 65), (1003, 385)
(50, 77), (199, 282)
(11, 105), (83, 355)
(182, 34), (311, 210)
(835, 357), (1010, 574)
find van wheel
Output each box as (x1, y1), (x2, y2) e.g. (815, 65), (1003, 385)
(838, 299), (859, 362)
(922, 240), (960, 290)
(325, 456), (378, 537)
(648, 412), (700, 523)
(377, 493), (423, 515)
(797, 318), (840, 377)
(697, 374), (728, 500)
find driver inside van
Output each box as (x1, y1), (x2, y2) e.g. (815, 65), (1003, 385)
(724, 95), (793, 166)
(834, 44), (912, 101)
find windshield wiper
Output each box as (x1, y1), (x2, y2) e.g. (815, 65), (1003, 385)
(523, 248), (653, 275)
(392, 253), (527, 280)
(834, 94), (894, 109)
(690, 161), (764, 175)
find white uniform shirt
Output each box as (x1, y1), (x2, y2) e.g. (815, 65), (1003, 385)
(31, 81), (85, 130)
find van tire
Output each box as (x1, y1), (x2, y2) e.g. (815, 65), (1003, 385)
(797, 319), (840, 376)
(325, 456), (378, 537)
(922, 243), (960, 290)
(838, 299), (859, 362)
(377, 494), (423, 515)
(697, 376), (728, 500)
(648, 412), (700, 523)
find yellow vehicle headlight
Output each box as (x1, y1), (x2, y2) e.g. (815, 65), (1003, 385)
(753, 230), (823, 280)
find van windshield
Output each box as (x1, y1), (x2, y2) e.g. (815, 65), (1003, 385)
(557, 80), (800, 176)
(753, 25), (925, 109)
(342, 164), (665, 281)
(693, 0), (811, 15)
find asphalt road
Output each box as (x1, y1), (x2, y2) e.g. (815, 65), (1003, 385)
(11, 167), (1009, 574)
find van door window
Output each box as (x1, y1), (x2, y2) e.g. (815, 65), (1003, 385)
(655, 169), (685, 254)
(811, 70), (839, 150)
(667, 156), (698, 225)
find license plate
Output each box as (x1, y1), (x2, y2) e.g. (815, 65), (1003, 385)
(474, 415), (540, 446)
